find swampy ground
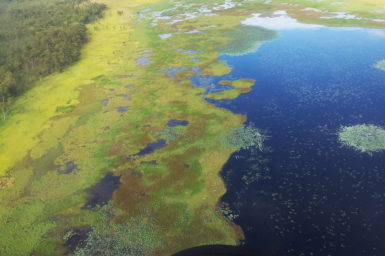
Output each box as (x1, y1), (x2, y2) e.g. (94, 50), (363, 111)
(1, 0), (385, 255)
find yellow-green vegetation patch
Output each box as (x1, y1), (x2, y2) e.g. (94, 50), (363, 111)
(338, 124), (385, 153)
(375, 60), (385, 71)
(206, 89), (241, 100)
(207, 78), (255, 100)
(201, 60), (233, 76)
(232, 78), (255, 89)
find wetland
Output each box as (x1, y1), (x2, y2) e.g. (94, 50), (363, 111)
(1, 0), (385, 255)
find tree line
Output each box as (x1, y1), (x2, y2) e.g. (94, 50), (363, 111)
(0, 0), (106, 120)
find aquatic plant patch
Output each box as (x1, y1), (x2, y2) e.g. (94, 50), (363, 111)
(338, 124), (385, 153)
(375, 60), (385, 71)
(73, 205), (162, 256)
(224, 124), (266, 152)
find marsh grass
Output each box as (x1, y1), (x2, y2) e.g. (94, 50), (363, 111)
(74, 205), (162, 256)
(220, 25), (277, 56)
(56, 105), (76, 114)
(338, 124), (385, 153)
(155, 124), (186, 142)
(205, 89), (240, 100)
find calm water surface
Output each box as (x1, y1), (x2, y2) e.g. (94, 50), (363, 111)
(196, 27), (385, 255)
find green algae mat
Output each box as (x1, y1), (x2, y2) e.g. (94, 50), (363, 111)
(339, 124), (385, 154)
(1, 0), (385, 255)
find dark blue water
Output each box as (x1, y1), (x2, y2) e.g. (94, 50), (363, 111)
(201, 27), (385, 255)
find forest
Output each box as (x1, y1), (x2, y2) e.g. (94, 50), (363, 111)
(0, 0), (105, 120)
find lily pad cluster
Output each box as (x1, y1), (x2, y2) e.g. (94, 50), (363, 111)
(338, 124), (385, 153)
(224, 124), (265, 151)
(73, 205), (161, 256)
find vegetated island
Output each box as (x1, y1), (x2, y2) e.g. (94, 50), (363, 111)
(206, 78), (256, 100)
(338, 124), (385, 153)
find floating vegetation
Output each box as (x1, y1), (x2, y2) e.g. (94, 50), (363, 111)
(224, 124), (266, 152)
(338, 124), (385, 153)
(74, 205), (161, 256)
(375, 60), (385, 71)
(219, 25), (277, 56)
(219, 203), (239, 221)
